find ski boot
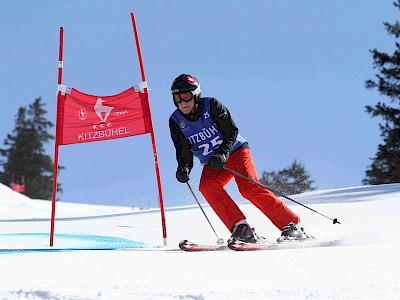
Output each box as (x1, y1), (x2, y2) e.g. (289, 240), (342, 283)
(229, 220), (257, 244)
(277, 222), (313, 243)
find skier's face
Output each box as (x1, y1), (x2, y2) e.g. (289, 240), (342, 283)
(175, 93), (195, 114)
(178, 99), (195, 114)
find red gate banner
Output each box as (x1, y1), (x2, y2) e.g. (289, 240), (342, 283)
(11, 183), (25, 193)
(57, 87), (152, 145)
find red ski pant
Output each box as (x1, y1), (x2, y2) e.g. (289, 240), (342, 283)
(199, 148), (300, 232)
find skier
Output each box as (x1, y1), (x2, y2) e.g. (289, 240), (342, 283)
(169, 74), (309, 243)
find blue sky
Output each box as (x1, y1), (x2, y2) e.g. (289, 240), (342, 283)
(0, 1), (397, 208)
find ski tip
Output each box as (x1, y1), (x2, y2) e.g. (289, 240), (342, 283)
(227, 238), (248, 251)
(178, 240), (190, 249)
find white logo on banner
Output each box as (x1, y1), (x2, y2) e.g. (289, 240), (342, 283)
(78, 108), (87, 121)
(93, 98), (114, 129)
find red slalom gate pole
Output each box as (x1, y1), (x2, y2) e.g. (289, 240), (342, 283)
(50, 27), (64, 246)
(131, 13), (168, 246)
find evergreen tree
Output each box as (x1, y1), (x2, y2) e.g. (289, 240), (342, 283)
(363, 0), (400, 185)
(260, 160), (316, 195)
(0, 97), (62, 199)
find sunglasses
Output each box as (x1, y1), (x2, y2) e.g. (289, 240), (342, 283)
(173, 92), (194, 104)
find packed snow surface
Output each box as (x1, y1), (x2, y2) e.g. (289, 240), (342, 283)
(0, 182), (399, 299)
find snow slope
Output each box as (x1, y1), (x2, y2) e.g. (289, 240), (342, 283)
(0, 182), (399, 299)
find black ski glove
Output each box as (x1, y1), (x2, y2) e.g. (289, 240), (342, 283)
(176, 164), (190, 183)
(207, 154), (228, 171)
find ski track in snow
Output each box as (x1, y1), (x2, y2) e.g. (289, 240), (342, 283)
(0, 183), (399, 299)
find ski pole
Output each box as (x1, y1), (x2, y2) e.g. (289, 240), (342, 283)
(186, 182), (225, 244)
(223, 166), (341, 224)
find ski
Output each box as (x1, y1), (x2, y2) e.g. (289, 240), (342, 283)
(229, 236), (346, 251)
(179, 237), (343, 252)
(178, 240), (229, 252)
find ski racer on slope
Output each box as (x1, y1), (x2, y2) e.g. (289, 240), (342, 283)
(169, 74), (309, 243)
